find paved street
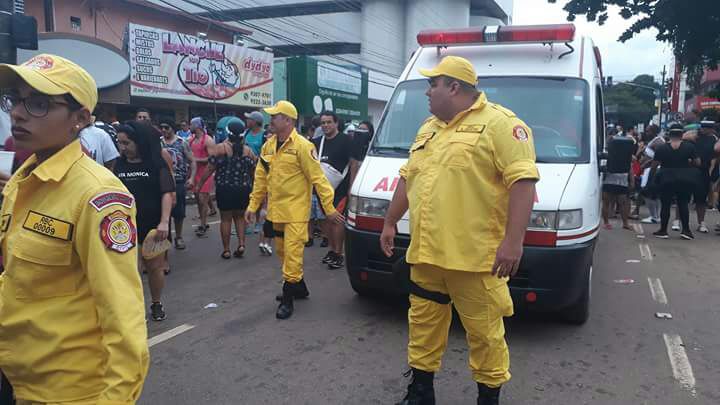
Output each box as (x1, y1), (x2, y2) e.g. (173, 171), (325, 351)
(139, 211), (720, 405)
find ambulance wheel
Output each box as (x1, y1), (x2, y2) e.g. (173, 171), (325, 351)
(350, 279), (375, 297)
(562, 266), (591, 325)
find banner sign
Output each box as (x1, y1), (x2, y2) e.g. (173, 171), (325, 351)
(129, 23), (273, 107)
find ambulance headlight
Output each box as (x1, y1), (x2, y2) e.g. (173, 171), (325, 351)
(528, 211), (556, 229)
(557, 209), (582, 230)
(355, 196), (390, 218)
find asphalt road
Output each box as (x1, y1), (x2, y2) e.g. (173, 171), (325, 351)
(139, 211), (720, 404)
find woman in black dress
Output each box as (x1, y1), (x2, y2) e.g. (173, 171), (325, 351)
(651, 123), (701, 240)
(198, 118), (256, 259)
(115, 121), (175, 321)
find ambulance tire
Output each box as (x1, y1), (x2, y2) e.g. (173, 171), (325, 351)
(349, 278), (377, 297)
(562, 265), (592, 325)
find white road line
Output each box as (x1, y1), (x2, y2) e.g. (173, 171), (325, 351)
(663, 334), (697, 396)
(648, 277), (668, 304)
(148, 323), (196, 347)
(639, 243), (653, 261)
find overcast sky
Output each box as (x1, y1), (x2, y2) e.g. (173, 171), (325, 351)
(513, 0), (674, 83)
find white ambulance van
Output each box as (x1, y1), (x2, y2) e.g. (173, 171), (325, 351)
(345, 24), (605, 324)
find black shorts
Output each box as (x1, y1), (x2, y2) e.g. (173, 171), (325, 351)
(694, 170), (711, 205)
(171, 182), (186, 220)
(216, 186), (250, 211)
(603, 184), (628, 195)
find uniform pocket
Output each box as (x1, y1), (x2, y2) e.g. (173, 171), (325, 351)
(444, 133), (480, 168)
(10, 233), (77, 300)
(482, 275), (514, 318)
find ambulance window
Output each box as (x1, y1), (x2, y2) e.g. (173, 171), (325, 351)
(371, 80), (431, 155)
(596, 86), (605, 153)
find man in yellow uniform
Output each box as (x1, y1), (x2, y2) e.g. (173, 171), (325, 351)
(245, 101), (342, 319)
(0, 54), (149, 404)
(380, 56), (539, 405)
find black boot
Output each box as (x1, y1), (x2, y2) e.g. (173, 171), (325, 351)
(276, 283), (294, 320)
(396, 368), (435, 405)
(275, 279), (310, 301)
(477, 383), (500, 405)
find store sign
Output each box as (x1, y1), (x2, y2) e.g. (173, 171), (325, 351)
(128, 23), (273, 107)
(287, 56), (368, 120)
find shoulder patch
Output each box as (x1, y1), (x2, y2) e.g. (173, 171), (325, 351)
(490, 104), (516, 118)
(23, 211), (74, 241)
(90, 191), (134, 212)
(512, 125), (530, 142)
(100, 210), (137, 253)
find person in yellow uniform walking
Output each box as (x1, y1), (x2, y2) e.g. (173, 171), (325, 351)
(380, 56), (539, 405)
(0, 54), (149, 404)
(244, 101), (343, 319)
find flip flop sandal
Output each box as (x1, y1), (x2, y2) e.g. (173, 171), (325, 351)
(233, 246), (245, 258)
(221, 251), (232, 259)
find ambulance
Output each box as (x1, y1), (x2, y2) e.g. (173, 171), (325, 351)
(345, 24), (604, 324)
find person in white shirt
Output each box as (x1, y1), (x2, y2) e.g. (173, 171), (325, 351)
(80, 124), (120, 170)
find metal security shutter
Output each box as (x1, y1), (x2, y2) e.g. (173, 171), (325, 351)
(13, 0), (24, 14)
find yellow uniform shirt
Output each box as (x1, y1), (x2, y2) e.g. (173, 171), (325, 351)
(0, 140), (149, 404)
(248, 129), (336, 223)
(400, 93), (540, 273)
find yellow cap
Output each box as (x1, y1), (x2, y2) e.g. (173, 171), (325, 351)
(419, 56), (478, 86)
(264, 100), (298, 120)
(0, 54), (98, 111)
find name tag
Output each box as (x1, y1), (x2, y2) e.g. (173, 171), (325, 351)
(1, 214), (10, 232)
(456, 124), (486, 133)
(23, 211), (74, 241)
(284, 149), (298, 155)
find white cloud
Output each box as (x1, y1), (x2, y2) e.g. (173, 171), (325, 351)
(513, 0), (674, 82)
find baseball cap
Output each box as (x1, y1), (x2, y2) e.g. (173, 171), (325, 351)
(419, 56), (478, 86)
(226, 117), (246, 136)
(264, 100), (298, 120)
(244, 111), (264, 124)
(0, 54), (98, 111)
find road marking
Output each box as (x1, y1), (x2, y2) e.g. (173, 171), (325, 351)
(639, 243), (653, 261)
(663, 334), (697, 396)
(148, 323), (196, 347)
(648, 277), (668, 304)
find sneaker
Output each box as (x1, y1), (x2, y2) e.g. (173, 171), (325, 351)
(265, 245), (273, 256)
(328, 254), (344, 270)
(698, 222), (709, 233)
(322, 251), (336, 264)
(305, 238), (314, 248)
(671, 220), (681, 231)
(259, 243), (269, 256)
(653, 230), (669, 239)
(681, 230), (695, 240)
(641, 217), (658, 224)
(150, 302), (166, 321)
(174, 237), (186, 250)
(320, 237), (329, 248)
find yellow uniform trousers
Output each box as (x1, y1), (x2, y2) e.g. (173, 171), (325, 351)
(408, 263), (514, 388)
(272, 222), (308, 283)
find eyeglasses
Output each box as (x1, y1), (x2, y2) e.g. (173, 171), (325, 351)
(1, 93), (69, 118)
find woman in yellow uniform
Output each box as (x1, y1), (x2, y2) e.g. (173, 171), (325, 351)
(0, 54), (148, 404)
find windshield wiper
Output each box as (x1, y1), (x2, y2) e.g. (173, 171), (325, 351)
(372, 146), (409, 153)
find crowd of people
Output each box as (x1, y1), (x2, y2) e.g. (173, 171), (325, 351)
(602, 116), (720, 240)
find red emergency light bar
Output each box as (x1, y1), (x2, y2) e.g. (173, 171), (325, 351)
(417, 24), (576, 47)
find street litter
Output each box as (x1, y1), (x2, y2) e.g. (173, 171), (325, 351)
(613, 279), (635, 284)
(204, 303), (219, 309)
(655, 312), (672, 319)
(626, 259), (641, 263)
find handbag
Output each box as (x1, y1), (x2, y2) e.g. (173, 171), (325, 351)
(318, 136), (348, 189)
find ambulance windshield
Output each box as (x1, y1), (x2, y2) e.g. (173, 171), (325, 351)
(370, 77), (590, 163)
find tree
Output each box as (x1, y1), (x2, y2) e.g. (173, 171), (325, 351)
(604, 75), (660, 127)
(549, 0), (720, 80)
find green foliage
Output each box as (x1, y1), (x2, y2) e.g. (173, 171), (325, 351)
(549, 0), (720, 77)
(604, 75), (660, 126)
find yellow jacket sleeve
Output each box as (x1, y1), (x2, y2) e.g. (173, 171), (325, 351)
(299, 143), (336, 216)
(490, 118), (540, 188)
(75, 189), (149, 404)
(248, 145), (269, 213)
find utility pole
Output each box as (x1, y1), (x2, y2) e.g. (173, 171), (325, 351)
(0, 0), (14, 64)
(658, 65), (667, 128)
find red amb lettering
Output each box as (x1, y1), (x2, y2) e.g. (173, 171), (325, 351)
(373, 176), (400, 192)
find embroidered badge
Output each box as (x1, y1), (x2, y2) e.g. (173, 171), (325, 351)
(512, 125), (529, 142)
(90, 191), (135, 212)
(22, 211), (74, 241)
(100, 211), (137, 253)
